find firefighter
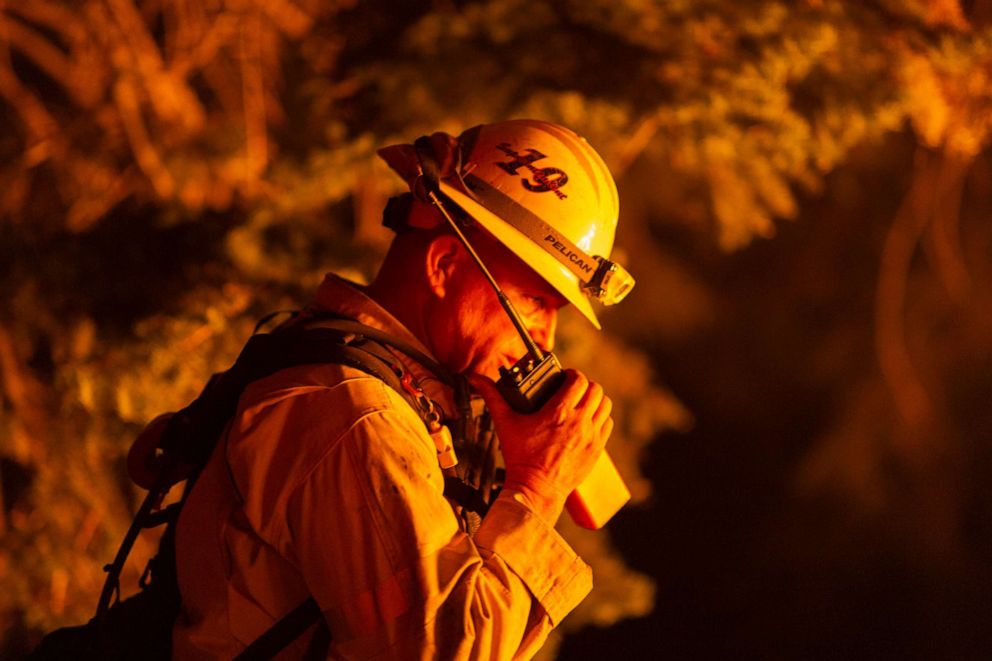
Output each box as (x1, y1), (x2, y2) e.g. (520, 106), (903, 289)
(172, 119), (635, 659)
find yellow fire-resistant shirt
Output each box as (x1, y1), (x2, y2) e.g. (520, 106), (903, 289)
(172, 275), (592, 660)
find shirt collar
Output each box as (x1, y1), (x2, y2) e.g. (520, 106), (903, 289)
(309, 273), (457, 419)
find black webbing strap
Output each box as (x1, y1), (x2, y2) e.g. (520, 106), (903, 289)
(443, 476), (492, 517)
(296, 316), (453, 387)
(234, 598), (323, 661)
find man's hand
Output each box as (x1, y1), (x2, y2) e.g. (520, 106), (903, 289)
(468, 369), (614, 524)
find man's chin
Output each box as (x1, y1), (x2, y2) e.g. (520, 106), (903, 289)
(464, 352), (519, 381)
(481, 366), (504, 381)
(467, 362), (506, 382)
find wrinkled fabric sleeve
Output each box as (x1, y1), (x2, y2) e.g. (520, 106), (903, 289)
(281, 380), (591, 660)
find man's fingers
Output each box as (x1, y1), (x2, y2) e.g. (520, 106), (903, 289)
(592, 393), (613, 427)
(555, 369), (589, 410)
(601, 416), (615, 443)
(576, 381), (604, 415)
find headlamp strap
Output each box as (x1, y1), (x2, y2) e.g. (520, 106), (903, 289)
(413, 136), (442, 198)
(457, 173), (612, 291)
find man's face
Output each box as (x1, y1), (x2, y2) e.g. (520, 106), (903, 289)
(430, 233), (568, 380)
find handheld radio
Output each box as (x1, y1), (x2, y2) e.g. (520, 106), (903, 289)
(423, 185), (631, 529)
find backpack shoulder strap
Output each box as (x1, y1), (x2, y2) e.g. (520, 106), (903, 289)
(291, 312), (455, 387)
(234, 597), (324, 661)
(157, 323), (436, 477)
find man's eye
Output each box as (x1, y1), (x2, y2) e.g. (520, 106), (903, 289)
(519, 294), (544, 315)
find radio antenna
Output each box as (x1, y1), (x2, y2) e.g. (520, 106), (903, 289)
(426, 190), (545, 361)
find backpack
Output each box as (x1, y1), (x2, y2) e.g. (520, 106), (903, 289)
(29, 312), (487, 660)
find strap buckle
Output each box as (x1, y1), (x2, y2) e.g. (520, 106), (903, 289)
(397, 370), (458, 469)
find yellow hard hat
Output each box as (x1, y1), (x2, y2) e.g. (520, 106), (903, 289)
(379, 119), (634, 329)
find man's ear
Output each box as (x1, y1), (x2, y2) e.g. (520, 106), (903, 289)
(424, 234), (462, 298)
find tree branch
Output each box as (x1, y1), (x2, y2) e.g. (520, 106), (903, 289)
(238, 8), (268, 188)
(0, 323), (50, 465)
(874, 148), (972, 433)
(0, 13), (73, 95)
(924, 153), (972, 303)
(874, 148), (936, 431)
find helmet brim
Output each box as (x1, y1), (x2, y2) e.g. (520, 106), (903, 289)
(439, 180), (602, 330)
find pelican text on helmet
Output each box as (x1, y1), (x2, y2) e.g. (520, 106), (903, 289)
(544, 233), (595, 274)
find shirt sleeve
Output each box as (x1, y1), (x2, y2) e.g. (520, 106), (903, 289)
(279, 377), (592, 660)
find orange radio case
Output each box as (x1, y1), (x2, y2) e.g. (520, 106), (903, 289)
(565, 450), (630, 529)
